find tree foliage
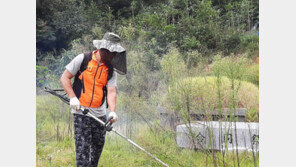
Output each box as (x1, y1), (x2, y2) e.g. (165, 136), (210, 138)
(36, 0), (259, 93)
(37, 0), (259, 57)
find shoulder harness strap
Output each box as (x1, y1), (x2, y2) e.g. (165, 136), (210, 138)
(72, 52), (92, 99)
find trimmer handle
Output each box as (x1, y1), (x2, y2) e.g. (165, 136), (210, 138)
(82, 108), (113, 131)
(82, 108), (89, 115)
(105, 116), (114, 132)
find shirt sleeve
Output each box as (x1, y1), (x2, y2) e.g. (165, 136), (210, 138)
(65, 54), (84, 76)
(106, 71), (117, 87)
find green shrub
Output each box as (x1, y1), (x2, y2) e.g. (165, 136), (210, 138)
(210, 55), (259, 87)
(245, 64), (259, 86)
(222, 31), (241, 54)
(181, 36), (201, 51)
(36, 65), (49, 87)
(211, 55), (251, 80)
(160, 48), (187, 83)
(240, 33), (259, 57)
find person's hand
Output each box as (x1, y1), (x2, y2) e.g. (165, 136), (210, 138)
(70, 97), (80, 111)
(108, 111), (118, 123)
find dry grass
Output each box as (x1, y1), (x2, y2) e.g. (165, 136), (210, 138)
(168, 76), (258, 111)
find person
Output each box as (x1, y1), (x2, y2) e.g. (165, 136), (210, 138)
(60, 32), (126, 167)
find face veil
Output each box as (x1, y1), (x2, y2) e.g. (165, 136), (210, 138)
(111, 51), (126, 75)
(93, 32), (127, 75)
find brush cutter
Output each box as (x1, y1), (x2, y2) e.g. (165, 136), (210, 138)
(44, 87), (169, 167)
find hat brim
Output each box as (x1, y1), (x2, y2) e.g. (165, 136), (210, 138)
(93, 39), (125, 53)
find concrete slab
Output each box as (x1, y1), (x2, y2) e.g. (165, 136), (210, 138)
(176, 121), (259, 152)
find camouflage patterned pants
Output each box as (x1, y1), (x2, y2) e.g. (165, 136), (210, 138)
(73, 114), (106, 167)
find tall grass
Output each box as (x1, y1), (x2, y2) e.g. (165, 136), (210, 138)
(37, 95), (73, 143)
(37, 95), (258, 167)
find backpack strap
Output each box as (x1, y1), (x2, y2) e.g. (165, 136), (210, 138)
(72, 52), (92, 99)
(80, 52), (92, 72)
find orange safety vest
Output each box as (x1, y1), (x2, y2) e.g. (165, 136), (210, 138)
(73, 52), (109, 108)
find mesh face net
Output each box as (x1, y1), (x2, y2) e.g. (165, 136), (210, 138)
(111, 51), (126, 75)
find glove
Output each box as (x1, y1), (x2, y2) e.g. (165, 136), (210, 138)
(108, 111), (118, 123)
(70, 97), (80, 111)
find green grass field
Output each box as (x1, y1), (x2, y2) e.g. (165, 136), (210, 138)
(37, 95), (259, 167)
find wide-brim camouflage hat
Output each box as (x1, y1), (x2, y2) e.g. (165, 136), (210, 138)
(93, 32), (125, 53)
(93, 32), (127, 75)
